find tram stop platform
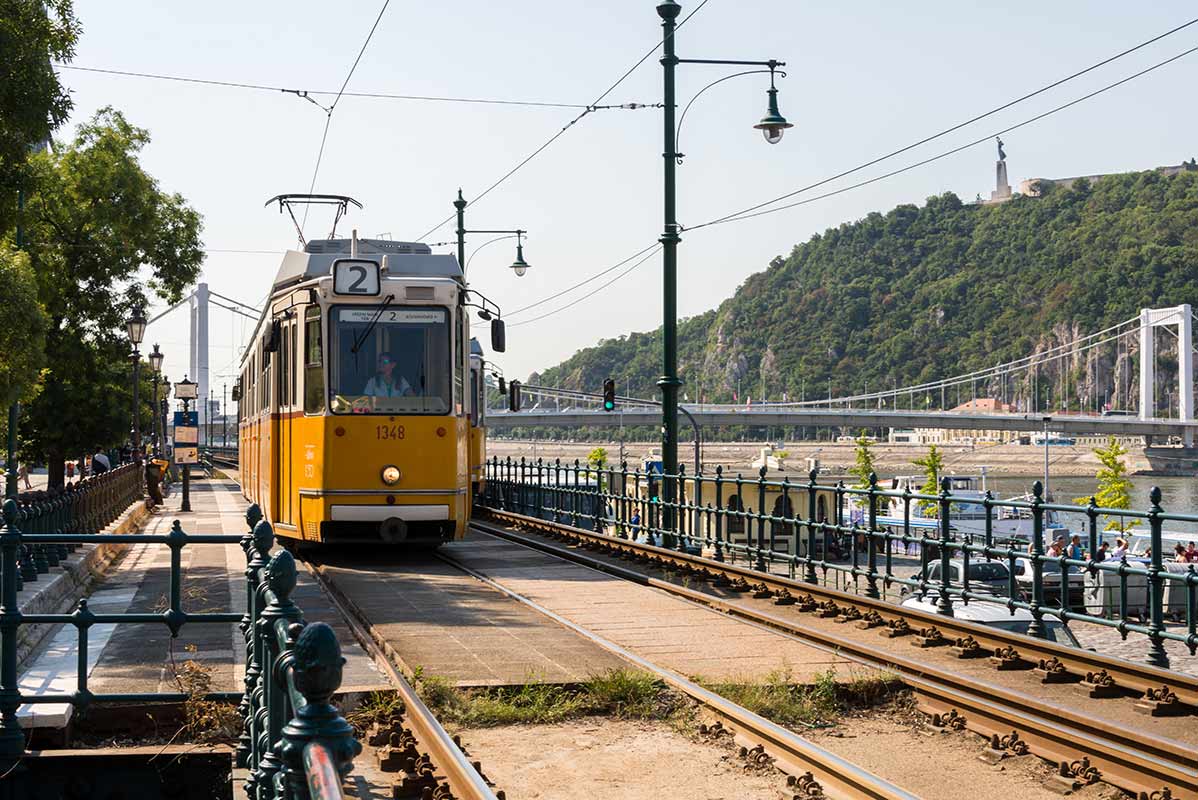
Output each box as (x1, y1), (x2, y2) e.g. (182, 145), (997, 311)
(15, 477), (388, 737)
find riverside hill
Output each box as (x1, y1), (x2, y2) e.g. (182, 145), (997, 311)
(534, 168), (1198, 409)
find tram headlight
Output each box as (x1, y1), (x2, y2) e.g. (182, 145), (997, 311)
(381, 465), (401, 485)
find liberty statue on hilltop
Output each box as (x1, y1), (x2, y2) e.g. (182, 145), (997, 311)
(991, 137), (1012, 201)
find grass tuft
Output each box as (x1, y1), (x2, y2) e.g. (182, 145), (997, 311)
(413, 668), (673, 728)
(345, 690), (405, 736)
(700, 668), (902, 729)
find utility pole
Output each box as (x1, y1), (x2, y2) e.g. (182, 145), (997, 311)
(223, 383), (228, 447)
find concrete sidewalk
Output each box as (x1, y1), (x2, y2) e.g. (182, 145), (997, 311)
(17, 478), (387, 732)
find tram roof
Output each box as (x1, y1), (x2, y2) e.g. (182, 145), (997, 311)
(271, 237), (462, 292)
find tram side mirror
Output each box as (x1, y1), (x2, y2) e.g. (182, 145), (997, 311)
(491, 318), (506, 353)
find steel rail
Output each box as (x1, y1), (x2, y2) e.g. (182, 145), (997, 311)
(295, 558), (499, 800)
(476, 508), (1198, 703)
(437, 548), (917, 800)
(473, 512), (1198, 799)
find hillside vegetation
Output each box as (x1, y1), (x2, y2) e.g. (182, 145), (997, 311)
(536, 169), (1198, 409)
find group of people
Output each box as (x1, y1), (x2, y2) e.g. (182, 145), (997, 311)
(1038, 533), (1198, 564)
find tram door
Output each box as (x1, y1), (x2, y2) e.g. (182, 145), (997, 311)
(272, 316), (296, 527)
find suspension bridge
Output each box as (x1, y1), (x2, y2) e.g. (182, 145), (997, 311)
(489, 304), (1198, 443)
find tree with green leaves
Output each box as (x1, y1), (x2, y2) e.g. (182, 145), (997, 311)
(0, 248), (48, 406)
(0, 0), (80, 230)
(846, 434), (876, 489)
(19, 108), (203, 487)
(912, 444), (944, 514)
(587, 446), (608, 470)
(1073, 436), (1139, 533)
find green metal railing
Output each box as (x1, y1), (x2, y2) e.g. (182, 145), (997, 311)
(0, 500), (359, 799)
(17, 461), (142, 534)
(482, 456), (1198, 670)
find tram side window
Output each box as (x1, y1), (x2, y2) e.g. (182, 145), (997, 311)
(454, 313), (464, 414)
(304, 308), (325, 414)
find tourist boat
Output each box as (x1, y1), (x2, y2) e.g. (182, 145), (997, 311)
(849, 474), (1071, 545)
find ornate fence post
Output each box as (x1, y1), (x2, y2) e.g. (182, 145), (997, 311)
(713, 466), (724, 563)
(804, 469), (818, 584)
(865, 473), (880, 600)
(278, 622), (361, 799)
(0, 500), (26, 760)
(242, 518), (275, 797)
(1146, 487), (1169, 670)
(755, 466), (768, 572)
(935, 477), (954, 617)
(1027, 481), (1046, 639)
(254, 549), (304, 792)
(236, 503), (263, 768)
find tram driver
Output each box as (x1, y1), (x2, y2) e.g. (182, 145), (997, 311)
(364, 352), (415, 397)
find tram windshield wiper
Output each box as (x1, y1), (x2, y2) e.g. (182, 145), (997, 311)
(350, 294), (394, 356)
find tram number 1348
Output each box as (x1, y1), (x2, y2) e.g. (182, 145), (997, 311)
(376, 424), (406, 440)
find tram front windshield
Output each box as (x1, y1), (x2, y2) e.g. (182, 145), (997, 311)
(330, 306), (452, 414)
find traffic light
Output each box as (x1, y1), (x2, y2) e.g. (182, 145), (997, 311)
(508, 380), (521, 412)
(603, 378), (616, 412)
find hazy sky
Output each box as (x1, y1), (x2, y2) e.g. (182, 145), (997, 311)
(59, 1), (1198, 395)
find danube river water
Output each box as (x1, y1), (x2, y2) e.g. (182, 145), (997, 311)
(985, 475), (1198, 537)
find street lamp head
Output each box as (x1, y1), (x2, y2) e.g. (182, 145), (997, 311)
(149, 343), (164, 373)
(754, 86), (793, 144)
(510, 233), (530, 277)
(126, 307), (147, 346)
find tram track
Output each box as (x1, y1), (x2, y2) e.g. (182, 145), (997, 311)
(295, 555), (502, 800)
(472, 509), (1198, 800)
(300, 542), (915, 798)
(436, 546), (918, 800)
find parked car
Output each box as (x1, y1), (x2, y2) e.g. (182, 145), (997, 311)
(903, 558), (1012, 597)
(900, 595), (1082, 649)
(1011, 557), (1084, 608)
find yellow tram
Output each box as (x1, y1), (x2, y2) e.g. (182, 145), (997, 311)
(237, 229), (501, 546)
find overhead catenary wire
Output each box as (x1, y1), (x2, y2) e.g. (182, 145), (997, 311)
(502, 39), (1198, 321)
(505, 242), (661, 317)
(508, 246), (661, 327)
(54, 64), (610, 109)
(685, 14), (1198, 229)
(413, 0), (714, 242)
(490, 15), (1198, 330)
(301, 0), (391, 235)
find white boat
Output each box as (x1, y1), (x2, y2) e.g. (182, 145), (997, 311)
(853, 474), (1071, 543)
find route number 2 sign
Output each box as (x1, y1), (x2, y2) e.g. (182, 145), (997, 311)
(332, 259), (381, 296)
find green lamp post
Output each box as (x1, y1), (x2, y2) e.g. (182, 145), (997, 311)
(656, 0), (791, 536)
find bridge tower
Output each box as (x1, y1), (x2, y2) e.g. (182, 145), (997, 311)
(1139, 304), (1193, 445)
(189, 282), (210, 445)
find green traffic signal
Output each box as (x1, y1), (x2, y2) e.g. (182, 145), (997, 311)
(602, 378), (616, 412)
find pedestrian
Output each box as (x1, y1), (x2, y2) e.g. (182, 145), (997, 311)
(1067, 534), (1084, 561)
(1110, 538), (1128, 560)
(1093, 541), (1109, 562)
(1186, 541), (1198, 563)
(1173, 543), (1188, 563)
(92, 451), (110, 475)
(1046, 536), (1065, 558)
(66, 461), (75, 480)
(17, 462), (31, 490)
